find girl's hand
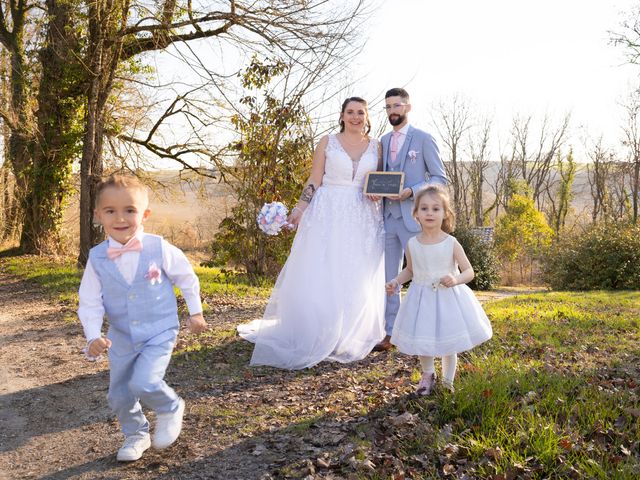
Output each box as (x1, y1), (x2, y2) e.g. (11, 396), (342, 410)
(385, 279), (399, 295)
(439, 274), (457, 288)
(88, 337), (112, 357)
(187, 313), (208, 334)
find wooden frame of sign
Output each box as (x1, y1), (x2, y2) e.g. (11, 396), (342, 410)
(363, 171), (405, 196)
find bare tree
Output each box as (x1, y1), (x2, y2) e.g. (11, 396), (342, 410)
(611, 4), (640, 64)
(511, 113), (570, 209)
(486, 141), (520, 224)
(77, 0), (368, 265)
(621, 88), (640, 223)
(432, 95), (472, 224)
(1, 0), (369, 260)
(466, 117), (492, 226)
(543, 149), (576, 235)
(586, 137), (616, 222)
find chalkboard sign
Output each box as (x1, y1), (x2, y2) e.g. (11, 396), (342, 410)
(363, 172), (405, 196)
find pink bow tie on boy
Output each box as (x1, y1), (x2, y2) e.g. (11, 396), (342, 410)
(107, 237), (143, 260)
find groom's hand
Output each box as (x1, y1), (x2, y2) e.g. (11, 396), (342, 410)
(399, 188), (412, 201)
(387, 188), (412, 202)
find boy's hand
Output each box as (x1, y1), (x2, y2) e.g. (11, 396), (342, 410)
(187, 313), (208, 334)
(385, 279), (399, 295)
(87, 337), (112, 357)
(439, 274), (457, 288)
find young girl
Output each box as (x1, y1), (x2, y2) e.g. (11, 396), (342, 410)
(78, 174), (208, 461)
(385, 185), (492, 395)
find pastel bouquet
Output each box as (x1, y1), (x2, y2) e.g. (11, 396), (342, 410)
(257, 201), (290, 235)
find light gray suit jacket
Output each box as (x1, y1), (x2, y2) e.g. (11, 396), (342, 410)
(381, 125), (448, 232)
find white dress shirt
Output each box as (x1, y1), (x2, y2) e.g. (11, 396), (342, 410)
(78, 230), (203, 341)
(392, 123), (410, 153)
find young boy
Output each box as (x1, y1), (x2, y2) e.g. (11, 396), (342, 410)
(78, 174), (208, 462)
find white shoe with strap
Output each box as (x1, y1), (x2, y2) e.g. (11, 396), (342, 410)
(416, 372), (436, 396)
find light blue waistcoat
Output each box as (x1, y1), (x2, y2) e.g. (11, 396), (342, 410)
(89, 234), (178, 344)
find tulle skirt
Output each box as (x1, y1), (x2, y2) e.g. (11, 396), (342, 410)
(237, 184), (385, 369)
(390, 282), (492, 357)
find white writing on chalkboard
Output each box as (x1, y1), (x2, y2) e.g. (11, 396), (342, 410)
(363, 172), (405, 197)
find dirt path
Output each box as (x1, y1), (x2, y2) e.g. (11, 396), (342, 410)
(0, 270), (521, 480)
(0, 272), (120, 479)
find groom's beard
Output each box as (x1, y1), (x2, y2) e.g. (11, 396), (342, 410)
(388, 113), (406, 126)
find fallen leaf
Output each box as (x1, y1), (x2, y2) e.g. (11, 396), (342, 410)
(482, 389), (493, 398)
(442, 463), (456, 475)
(485, 447), (502, 461)
(559, 438), (573, 451)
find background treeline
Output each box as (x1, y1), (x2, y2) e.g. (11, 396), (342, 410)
(1, 1), (640, 291)
(0, 0), (368, 263)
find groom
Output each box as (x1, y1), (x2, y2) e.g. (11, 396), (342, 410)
(374, 88), (448, 352)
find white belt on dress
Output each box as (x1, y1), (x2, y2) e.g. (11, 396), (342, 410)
(412, 275), (450, 291)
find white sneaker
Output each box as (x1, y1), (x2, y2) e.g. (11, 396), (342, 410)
(116, 433), (151, 462)
(152, 398), (185, 449)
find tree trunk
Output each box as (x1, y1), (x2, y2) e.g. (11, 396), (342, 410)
(19, 0), (83, 254)
(77, 0), (129, 267)
(2, 11), (31, 247)
(78, 89), (105, 266)
(633, 159), (639, 223)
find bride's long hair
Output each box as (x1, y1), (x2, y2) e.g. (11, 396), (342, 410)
(339, 97), (371, 135)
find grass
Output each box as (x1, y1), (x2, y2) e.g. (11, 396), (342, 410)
(394, 291), (640, 479)
(181, 289), (638, 478)
(0, 253), (271, 303)
(0, 255), (81, 303)
(2, 253), (639, 478)
(194, 266), (271, 298)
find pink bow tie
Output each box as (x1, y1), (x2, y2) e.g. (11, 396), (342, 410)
(107, 237), (143, 260)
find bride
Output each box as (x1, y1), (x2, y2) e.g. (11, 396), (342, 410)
(237, 97), (385, 369)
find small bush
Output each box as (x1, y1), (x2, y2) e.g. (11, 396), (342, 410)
(453, 226), (500, 290)
(543, 222), (640, 290)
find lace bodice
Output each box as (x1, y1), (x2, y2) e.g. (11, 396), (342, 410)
(323, 135), (379, 187)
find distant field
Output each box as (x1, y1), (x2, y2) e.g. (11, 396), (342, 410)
(61, 173), (237, 252)
(54, 164), (598, 255)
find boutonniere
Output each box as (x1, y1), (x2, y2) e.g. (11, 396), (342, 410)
(145, 262), (162, 285)
(408, 150), (419, 164)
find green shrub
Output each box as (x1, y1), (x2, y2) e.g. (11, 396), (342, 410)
(543, 222), (640, 290)
(453, 226), (500, 290)
(204, 58), (311, 284)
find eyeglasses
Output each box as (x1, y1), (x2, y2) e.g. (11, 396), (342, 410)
(383, 103), (407, 111)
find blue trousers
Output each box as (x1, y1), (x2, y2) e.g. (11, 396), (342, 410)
(384, 213), (418, 335)
(106, 328), (180, 437)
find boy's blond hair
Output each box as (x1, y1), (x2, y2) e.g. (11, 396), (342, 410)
(412, 185), (456, 233)
(96, 174), (149, 206)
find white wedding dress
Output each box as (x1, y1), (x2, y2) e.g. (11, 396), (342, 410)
(237, 135), (385, 369)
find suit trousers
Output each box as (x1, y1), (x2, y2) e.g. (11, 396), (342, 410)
(384, 213), (419, 335)
(107, 328), (180, 437)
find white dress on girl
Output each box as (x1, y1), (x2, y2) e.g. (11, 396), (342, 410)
(391, 235), (492, 356)
(237, 135), (385, 369)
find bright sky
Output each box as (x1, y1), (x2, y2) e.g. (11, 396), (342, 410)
(357, 0), (639, 156)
